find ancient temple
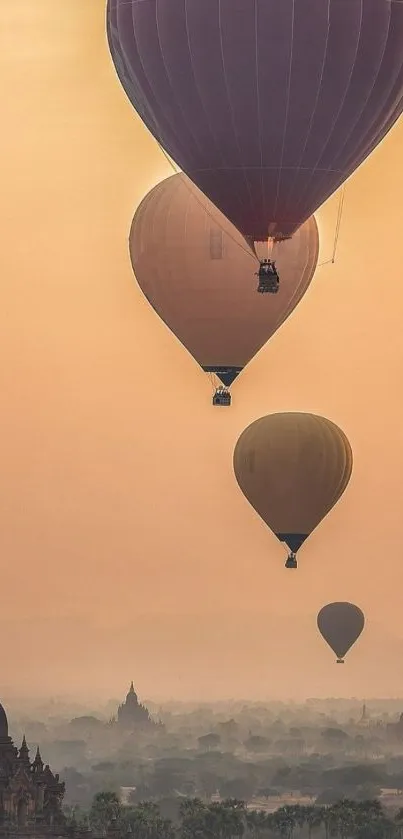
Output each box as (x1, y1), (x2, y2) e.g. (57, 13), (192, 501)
(115, 683), (156, 729)
(387, 712), (403, 741)
(357, 702), (370, 728)
(0, 702), (65, 834)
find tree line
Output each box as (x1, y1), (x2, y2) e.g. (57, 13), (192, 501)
(66, 791), (403, 838)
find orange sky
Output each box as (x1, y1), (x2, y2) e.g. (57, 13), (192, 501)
(1, 0), (403, 704)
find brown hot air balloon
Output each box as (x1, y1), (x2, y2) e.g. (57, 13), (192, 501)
(130, 174), (318, 404)
(233, 413), (353, 567)
(317, 602), (365, 663)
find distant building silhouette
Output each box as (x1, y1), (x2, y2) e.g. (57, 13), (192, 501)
(113, 683), (157, 730)
(0, 701), (65, 833)
(387, 712), (403, 741)
(357, 702), (370, 728)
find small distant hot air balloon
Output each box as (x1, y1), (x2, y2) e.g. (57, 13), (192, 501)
(233, 413), (352, 567)
(130, 174), (318, 405)
(107, 0), (403, 273)
(317, 602), (365, 663)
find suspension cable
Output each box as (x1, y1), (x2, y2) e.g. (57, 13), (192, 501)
(157, 142), (258, 264)
(157, 141), (346, 271)
(317, 184), (346, 268)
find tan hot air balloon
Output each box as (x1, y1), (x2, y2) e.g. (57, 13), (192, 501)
(233, 413), (353, 568)
(317, 603), (365, 663)
(129, 173), (319, 405)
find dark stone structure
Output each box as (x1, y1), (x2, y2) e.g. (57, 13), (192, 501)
(0, 702), (65, 834)
(115, 683), (155, 730)
(387, 712), (403, 741)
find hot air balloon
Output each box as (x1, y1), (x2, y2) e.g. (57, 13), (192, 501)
(107, 0), (403, 262)
(130, 174), (318, 405)
(317, 602), (365, 663)
(233, 413), (352, 567)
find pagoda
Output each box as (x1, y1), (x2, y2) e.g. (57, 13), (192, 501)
(357, 702), (370, 728)
(0, 702), (65, 833)
(115, 683), (156, 730)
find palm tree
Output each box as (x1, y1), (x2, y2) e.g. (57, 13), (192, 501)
(245, 809), (268, 839)
(301, 806), (323, 838)
(206, 801), (245, 839)
(291, 805), (306, 834)
(180, 799), (211, 839)
(222, 799), (247, 813)
(179, 799), (205, 820)
(89, 791), (122, 835)
(269, 806), (298, 838)
(125, 802), (176, 839)
(124, 807), (150, 839)
(355, 799), (383, 821)
(327, 799), (356, 839)
(354, 817), (398, 839)
(395, 807), (403, 839)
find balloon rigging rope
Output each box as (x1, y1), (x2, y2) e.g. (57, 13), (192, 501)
(317, 184), (346, 267)
(208, 372), (217, 392)
(332, 183), (346, 261)
(157, 142), (259, 264)
(157, 141), (346, 271)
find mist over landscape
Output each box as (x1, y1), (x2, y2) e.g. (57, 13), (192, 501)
(5, 686), (403, 831)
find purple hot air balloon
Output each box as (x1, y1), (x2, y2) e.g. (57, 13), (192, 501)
(107, 0), (403, 248)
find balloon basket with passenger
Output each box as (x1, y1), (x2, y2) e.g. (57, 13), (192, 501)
(285, 552), (298, 569)
(256, 259), (280, 294)
(213, 386), (231, 407)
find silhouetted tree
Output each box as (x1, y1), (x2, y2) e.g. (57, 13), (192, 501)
(86, 791), (402, 839)
(321, 728), (349, 745)
(220, 776), (256, 802)
(197, 733), (221, 752)
(89, 791), (122, 833)
(244, 736), (271, 753)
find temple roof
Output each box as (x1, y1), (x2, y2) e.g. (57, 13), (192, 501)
(32, 746), (43, 769)
(126, 682), (138, 702)
(0, 705), (8, 739)
(117, 681), (155, 728)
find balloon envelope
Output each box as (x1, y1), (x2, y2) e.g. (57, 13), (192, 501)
(317, 602), (365, 662)
(107, 0), (403, 242)
(233, 413), (352, 556)
(130, 174), (318, 387)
